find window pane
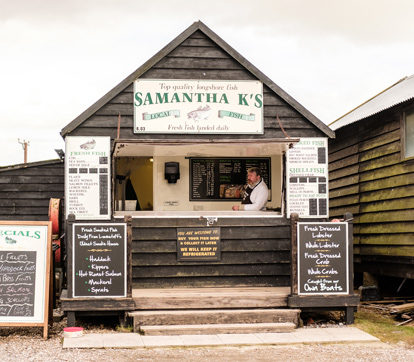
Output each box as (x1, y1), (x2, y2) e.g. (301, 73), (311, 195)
(406, 110), (414, 158)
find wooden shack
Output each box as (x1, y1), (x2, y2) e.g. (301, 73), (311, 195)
(58, 21), (359, 331)
(329, 75), (414, 282)
(0, 159), (64, 221)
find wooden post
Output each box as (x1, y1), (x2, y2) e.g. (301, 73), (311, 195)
(66, 214), (76, 326)
(66, 214), (75, 298)
(345, 212), (355, 324)
(124, 215), (133, 298)
(290, 213), (299, 295)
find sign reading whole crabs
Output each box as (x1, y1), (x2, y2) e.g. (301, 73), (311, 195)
(133, 80), (263, 134)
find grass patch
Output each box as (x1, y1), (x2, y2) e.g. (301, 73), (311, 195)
(115, 324), (134, 333)
(355, 308), (414, 347)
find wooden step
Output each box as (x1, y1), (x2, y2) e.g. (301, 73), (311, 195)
(128, 308), (300, 332)
(132, 287), (290, 309)
(139, 322), (296, 335)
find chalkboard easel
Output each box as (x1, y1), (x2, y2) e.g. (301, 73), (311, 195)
(61, 215), (135, 327)
(287, 213), (360, 324)
(0, 221), (53, 339)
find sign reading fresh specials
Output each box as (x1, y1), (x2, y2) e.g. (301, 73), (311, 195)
(133, 80), (263, 134)
(286, 138), (329, 218)
(65, 136), (111, 220)
(0, 223), (50, 323)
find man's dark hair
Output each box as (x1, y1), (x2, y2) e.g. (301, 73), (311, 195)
(247, 167), (261, 177)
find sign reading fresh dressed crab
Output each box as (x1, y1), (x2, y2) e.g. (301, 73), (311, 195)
(133, 80), (263, 134)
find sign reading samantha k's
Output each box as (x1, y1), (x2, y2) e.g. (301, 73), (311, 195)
(133, 80), (263, 134)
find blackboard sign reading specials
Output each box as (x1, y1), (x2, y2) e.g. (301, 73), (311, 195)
(298, 222), (348, 295)
(177, 228), (221, 261)
(73, 223), (126, 298)
(0, 221), (52, 339)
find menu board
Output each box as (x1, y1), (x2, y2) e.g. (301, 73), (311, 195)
(286, 138), (328, 218)
(297, 222), (349, 295)
(177, 228), (220, 261)
(65, 136), (111, 220)
(0, 223), (50, 325)
(72, 223), (126, 298)
(190, 158), (271, 201)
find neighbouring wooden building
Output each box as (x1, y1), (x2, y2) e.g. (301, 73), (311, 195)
(329, 75), (414, 281)
(0, 159), (64, 221)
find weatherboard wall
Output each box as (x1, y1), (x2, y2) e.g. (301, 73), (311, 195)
(329, 102), (414, 279)
(66, 30), (326, 140)
(0, 160), (64, 221)
(130, 216), (291, 288)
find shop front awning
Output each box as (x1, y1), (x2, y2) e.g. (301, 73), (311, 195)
(113, 138), (299, 158)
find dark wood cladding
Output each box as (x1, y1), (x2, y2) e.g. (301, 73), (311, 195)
(130, 216), (291, 288)
(0, 160), (64, 221)
(69, 30), (325, 140)
(328, 104), (414, 279)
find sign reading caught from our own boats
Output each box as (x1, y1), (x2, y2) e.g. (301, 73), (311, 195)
(133, 80), (263, 134)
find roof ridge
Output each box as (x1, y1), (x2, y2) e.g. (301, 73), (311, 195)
(329, 76), (409, 126)
(0, 158), (62, 171)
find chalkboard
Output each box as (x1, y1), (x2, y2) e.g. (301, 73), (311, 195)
(0, 221), (52, 339)
(297, 222), (349, 295)
(190, 158), (271, 201)
(72, 223), (126, 298)
(177, 228), (221, 261)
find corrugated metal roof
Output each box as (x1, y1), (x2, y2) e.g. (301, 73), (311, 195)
(329, 74), (414, 130)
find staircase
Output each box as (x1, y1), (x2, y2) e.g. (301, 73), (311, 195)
(128, 287), (301, 335)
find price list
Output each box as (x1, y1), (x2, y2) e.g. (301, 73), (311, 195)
(65, 137), (111, 220)
(73, 223), (126, 298)
(190, 158), (270, 201)
(0, 251), (36, 317)
(298, 222), (349, 295)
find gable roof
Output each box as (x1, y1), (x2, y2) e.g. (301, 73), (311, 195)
(61, 21), (334, 138)
(330, 75), (414, 131)
(0, 159), (63, 172)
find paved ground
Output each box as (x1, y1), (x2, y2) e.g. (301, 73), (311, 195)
(1, 318), (413, 361)
(63, 327), (378, 348)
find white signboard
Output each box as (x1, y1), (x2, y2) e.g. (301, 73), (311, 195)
(133, 79), (263, 134)
(0, 223), (50, 324)
(65, 136), (111, 220)
(286, 138), (329, 218)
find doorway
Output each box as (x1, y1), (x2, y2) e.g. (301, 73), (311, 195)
(115, 157), (153, 211)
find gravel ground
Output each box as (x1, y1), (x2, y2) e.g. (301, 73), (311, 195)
(0, 318), (413, 362)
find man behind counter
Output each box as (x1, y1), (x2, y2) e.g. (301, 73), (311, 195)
(232, 167), (268, 211)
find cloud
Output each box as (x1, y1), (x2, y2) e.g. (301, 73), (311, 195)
(0, 0), (413, 166)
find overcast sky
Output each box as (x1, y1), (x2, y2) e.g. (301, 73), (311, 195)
(1, 0), (413, 166)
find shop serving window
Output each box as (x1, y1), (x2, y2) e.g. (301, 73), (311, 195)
(189, 157), (271, 201)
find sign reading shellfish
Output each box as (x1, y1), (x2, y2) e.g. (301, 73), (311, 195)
(133, 80), (263, 134)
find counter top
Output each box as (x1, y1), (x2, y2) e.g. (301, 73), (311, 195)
(114, 211), (283, 218)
